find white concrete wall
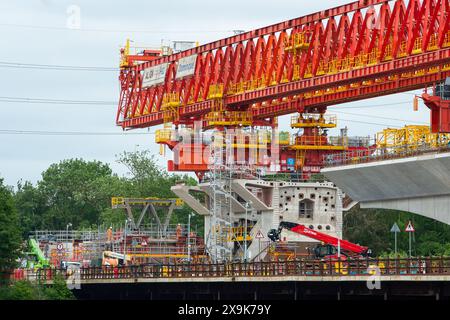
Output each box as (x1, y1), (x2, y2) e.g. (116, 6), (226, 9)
(173, 179), (345, 260)
(277, 183), (340, 241)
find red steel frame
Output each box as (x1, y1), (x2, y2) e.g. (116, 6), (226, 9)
(117, 0), (450, 130)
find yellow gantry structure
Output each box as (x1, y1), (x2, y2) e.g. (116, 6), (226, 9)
(205, 98), (253, 127)
(376, 125), (450, 152)
(289, 113), (346, 151)
(291, 114), (338, 129)
(213, 225), (253, 243)
(111, 197), (184, 209)
(284, 32), (311, 53)
(155, 127), (292, 148)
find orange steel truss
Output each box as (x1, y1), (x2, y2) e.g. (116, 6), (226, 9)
(116, 0), (450, 130)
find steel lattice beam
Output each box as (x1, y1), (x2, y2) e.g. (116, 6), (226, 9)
(117, 0), (450, 129)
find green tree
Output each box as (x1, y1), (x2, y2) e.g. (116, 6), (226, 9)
(0, 178), (22, 274)
(14, 180), (45, 237)
(42, 274), (75, 300)
(116, 150), (178, 198)
(0, 276), (74, 300)
(36, 159), (115, 229)
(344, 206), (450, 256)
(12, 151), (202, 237)
(0, 280), (41, 300)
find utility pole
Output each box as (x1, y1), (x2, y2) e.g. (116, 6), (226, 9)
(65, 223), (72, 259)
(66, 223), (72, 241)
(390, 222), (400, 256)
(337, 238), (341, 259)
(405, 220), (415, 258)
(123, 218), (129, 265)
(187, 213), (195, 262)
(244, 202), (250, 262)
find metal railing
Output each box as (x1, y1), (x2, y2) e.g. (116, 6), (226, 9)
(30, 225), (195, 243)
(290, 114), (337, 127)
(30, 230), (108, 242)
(292, 135), (348, 148)
(324, 145), (450, 167)
(261, 172), (327, 183)
(8, 257), (450, 283)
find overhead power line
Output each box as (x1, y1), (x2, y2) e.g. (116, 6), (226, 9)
(339, 118), (402, 128)
(0, 61), (118, 72)
(0, 22), (233, 34)
(328, 101), (414, 109)
(0, 129), (154, 136)
(0, 119), (402, 137)
(0, 97), (116, 105)
(334, 110), (428, 125)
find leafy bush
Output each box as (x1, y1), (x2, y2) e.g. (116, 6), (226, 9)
(0, 275), (74, 300)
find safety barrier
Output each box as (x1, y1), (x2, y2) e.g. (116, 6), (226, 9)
(324, 145), (450, 167)
(8, 257), (450, 283)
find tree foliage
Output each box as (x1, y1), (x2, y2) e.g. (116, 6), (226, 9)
(13, 151), (200, 236)
(0, 275), (74, 300)
(344, 206), (450, 256)
(0, 178), (22, 273)
(36, 159), (113, 229)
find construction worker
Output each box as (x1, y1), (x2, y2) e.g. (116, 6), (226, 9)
(107, 227), (113, 241)
(106, 227), (113, 250)
(176, 223), (183, 239)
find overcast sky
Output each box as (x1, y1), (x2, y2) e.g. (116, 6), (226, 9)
(0, 0), (429, 187)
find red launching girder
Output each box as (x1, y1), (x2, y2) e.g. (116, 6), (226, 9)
(117, 0), (450, 129)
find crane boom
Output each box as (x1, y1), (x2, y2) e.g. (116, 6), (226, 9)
(27, 238), (50, 268)
(268, 221), (368, 255)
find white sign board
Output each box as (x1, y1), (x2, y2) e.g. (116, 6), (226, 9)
(255, 230), (264, 239)
(405, 221), (415, 232)
(142, 63), (168, 88)
(173, 41), (196, 53)
(390, 222), (400, 233)
(176, 54), (197, 79)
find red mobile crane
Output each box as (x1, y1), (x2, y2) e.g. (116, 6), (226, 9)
(268, 221), (370, 260)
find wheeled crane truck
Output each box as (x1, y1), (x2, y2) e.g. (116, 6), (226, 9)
(268, 222), (370, 260)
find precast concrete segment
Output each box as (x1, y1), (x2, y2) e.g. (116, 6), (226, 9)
(322, 152), (450, 224)
(322, 152), (450, 201)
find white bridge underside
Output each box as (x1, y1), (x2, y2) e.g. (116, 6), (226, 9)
(322, 152), (450, 225)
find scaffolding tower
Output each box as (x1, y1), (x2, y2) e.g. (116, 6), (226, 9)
(206, 131), (232, 262)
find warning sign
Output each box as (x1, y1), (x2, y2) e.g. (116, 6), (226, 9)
(255, 230), (264, 239)
(405, 221), (415, 232)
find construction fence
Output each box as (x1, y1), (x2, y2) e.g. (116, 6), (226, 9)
(8, 257), (450, 283)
